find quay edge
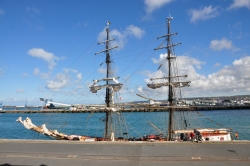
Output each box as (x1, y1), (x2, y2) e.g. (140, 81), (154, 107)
(0, 105), (250, 113)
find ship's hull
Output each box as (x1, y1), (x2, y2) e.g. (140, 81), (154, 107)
(174, 128), (232, 141)
(201, 132), (231, 141)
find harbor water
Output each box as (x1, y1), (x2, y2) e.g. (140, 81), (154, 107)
(0, 109), (249, 140)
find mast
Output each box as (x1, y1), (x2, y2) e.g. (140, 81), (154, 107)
(166, 17), (173, 141)
(90, 21), (120, 140)
(147, 16), (190, 141)
(105, 25), (111, 140)
(155, 16), (176, 140)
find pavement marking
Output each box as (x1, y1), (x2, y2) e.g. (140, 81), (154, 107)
(67, 155), (77, 158)
(191, 157), (201, 160)
(228, 150), (238, 154)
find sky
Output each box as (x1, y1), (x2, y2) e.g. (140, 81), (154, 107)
(0, 0), (250, 106)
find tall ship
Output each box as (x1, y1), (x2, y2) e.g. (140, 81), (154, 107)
(143, 16), (232, 141)
(88, 21), (126, 141)
(16, 22), (128, 141)
(16, 18), (232, 142)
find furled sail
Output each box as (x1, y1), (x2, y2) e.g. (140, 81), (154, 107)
(147, 81), (190, 89)
(89, 77), (123, 93)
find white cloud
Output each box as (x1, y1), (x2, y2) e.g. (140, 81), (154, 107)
(75, 22), (89, 28)
(76, 85), (83, 89)
(189, 5), (219, 22)
(36, 26), (45, 31)
(63, 68), (78, 73)
(45, 68), (82, 92)
(228, 0), (250, 10)
(98, 28), (125, 49)
(27, 6), (40, 14)
(33, 68), (50, 79)
(126, 25), (145, 39)
(76, 73), (82, 82)
(138, 86), (143, 93)
(141, 54), (250, 98)
(213, 63), (221, 67)
(97, 67), (108, 75)
(209, 37), (239, 51)
(28, 48), (60, 70)
(152, 54), (204, 73)
(0, 9), (4, 15)
(76, 73), (82, 79)
(98, 25), (145, 49)
(40, 72), (50, 79)
(46, 73), (69, 91)
(139, 54), (205, 98)
(16, 89), (25, 93)
(144, 0), (173, 15)
(0, 68), (4, 75)
(22, 73), (28, 77)
(233, 56), (250, 66)
(33, 68), (40, 75)
(197, 56), (250, 93)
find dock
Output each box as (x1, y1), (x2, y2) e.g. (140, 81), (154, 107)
(0, 105), (250, 113)
(0, 139), (250, 166)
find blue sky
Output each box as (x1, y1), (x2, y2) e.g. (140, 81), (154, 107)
(0, 0), (250, 106)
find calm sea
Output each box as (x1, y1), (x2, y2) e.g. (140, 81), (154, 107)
(0, 109), (249, 140)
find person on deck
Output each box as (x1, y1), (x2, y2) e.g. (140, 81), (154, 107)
(190, 132), (195, 141)
(235, 131), (239, 139)
(194, 129), (202, 142)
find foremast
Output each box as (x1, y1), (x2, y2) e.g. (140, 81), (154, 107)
(89, 22), (122, 140)
(147, 17), (190, 140)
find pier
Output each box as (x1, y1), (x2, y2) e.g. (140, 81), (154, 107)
(0, 139), (250, 166)
(0, 105), (250, 113)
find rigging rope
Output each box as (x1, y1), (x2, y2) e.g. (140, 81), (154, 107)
(195, 111), (231, 129)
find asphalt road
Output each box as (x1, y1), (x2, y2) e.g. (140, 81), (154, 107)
(0, 139), (250, 166)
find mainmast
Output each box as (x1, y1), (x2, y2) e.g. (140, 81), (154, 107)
(147, 16), (190, 141)
(166, 17), (174, 141)
(104, 24), (111, 139)
(90, 21), (122, 140)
